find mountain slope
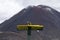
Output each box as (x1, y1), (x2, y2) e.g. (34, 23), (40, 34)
(0, 5), (60, 40)
(0, 32), (26, 40)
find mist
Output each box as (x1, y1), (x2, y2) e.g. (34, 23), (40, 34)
(0, 0), (60, 24)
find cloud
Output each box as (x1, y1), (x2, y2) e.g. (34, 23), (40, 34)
(0, 0), (24, 23)
(0, 0), (60, 24)
(23, 0), (60, 10)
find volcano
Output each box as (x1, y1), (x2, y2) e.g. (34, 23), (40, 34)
(0, 5), (60, 40)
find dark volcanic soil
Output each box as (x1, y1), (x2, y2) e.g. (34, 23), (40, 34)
(0, 32), (27, 40)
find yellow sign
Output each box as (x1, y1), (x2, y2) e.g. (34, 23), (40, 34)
(17, 25), (44, 30)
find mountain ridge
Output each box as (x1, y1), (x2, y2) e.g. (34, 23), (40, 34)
(0, 5), (60, 40)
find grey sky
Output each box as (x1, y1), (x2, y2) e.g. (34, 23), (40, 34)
(0, 0), (60, 24)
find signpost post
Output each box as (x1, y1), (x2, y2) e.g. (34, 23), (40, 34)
(17, 22), (44, 40)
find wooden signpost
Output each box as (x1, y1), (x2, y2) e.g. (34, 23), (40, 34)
(17, 22), (44, 40)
